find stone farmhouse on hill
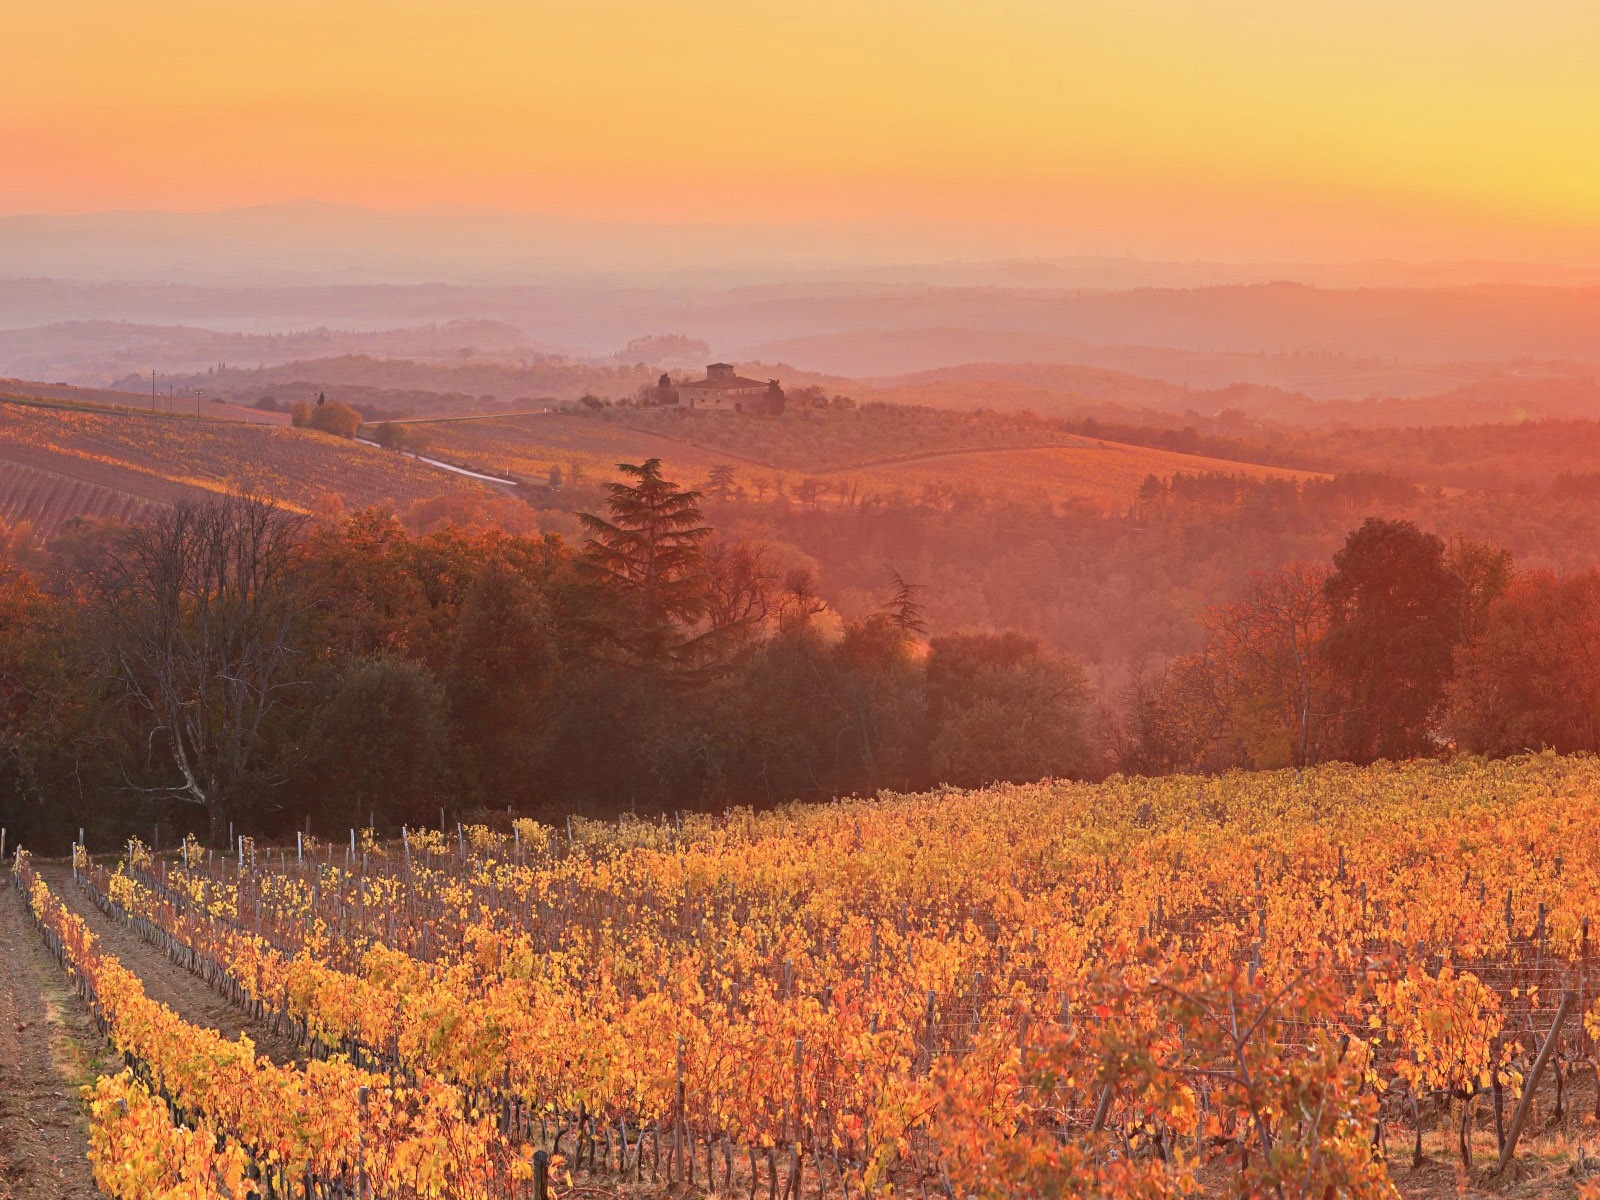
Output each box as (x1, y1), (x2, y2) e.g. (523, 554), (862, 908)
(672, 363), (786, 414)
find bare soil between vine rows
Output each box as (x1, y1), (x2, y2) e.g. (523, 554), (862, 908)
(33, 860), (307, 1069)
(0, 876), (103, 1200)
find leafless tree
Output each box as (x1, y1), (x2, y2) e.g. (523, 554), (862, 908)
(701, 537), (776, 634)
(94, 494), (309, 843)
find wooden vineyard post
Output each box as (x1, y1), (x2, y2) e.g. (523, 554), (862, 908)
(357, 1085), (369, 1199)
(532, 1148), (550, 1200)
(1496, 989), (1576, 1175)
(1583, 918), (1591, 1058)
(1092, 1073), (1118, 1134)
(1492, 1044), (1506, 1153)
(1582, 917), (1600, 1122)
(673, 1036), (685, 1183)
(792, 1036), (805, 1200)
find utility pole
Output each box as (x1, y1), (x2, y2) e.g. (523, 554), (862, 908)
(151, 369), (157, 412)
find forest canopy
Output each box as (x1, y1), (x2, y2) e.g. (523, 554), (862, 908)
(3, 452), (1597, 854)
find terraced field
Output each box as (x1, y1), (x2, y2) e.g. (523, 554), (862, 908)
(0, 398), (497, 534)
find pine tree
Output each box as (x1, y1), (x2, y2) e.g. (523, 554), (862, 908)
(705, 463), (737, 502)
(883, 568), (928, 637)
(578, 459), (715, 670)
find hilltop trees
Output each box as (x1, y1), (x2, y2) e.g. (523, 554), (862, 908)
(372, 421), (409, 451)
(291, 394), (363, 438)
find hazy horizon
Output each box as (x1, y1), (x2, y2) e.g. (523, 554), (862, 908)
(8, 1), (1600, 275)
(6, 3), (1600, 410)
(7, 200), (1600, 292)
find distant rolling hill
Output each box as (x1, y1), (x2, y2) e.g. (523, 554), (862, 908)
(855, 360), (1600, 427)
(0, 319), (545, 388)
(754, 329), (1494, 400)
(739, 282), (1600, 373)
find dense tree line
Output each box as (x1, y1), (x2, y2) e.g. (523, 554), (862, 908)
(6, 456), (1600, 854)
(1130, 516), (1600, 771)
(647, 465), (1600, 696)
(651, 461), (1600, 774)
(0, 463), (1098, 851)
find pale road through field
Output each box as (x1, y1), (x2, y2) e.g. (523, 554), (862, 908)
(354, 435), (521, 485)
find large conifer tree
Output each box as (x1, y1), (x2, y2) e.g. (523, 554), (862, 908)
(578, 459), (716, 671)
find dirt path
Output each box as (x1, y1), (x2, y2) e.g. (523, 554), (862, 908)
(0, 879), (106, 1200)
(34, 861), (306, 1068)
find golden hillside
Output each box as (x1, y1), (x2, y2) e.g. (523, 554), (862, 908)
(409, 407), (1321, 508)
(0, 396), (503, 536)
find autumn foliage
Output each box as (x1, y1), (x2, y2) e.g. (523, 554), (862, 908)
(34, 752), (1600, 1197)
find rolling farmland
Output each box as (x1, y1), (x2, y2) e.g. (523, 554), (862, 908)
(404, 412), (768, 486)
(0, 397), (501, 535)
(828, 437), (1325, 509)
(411, 410), (1321, 509)
(0, 397), (1319, 540)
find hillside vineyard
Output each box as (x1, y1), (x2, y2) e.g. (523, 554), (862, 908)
(16, 753), (1600, 1198)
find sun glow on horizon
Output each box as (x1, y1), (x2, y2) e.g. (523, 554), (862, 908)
(4, 0), (1598, 262)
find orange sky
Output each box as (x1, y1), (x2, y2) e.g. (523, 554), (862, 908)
(3, 0), (1598, 261)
